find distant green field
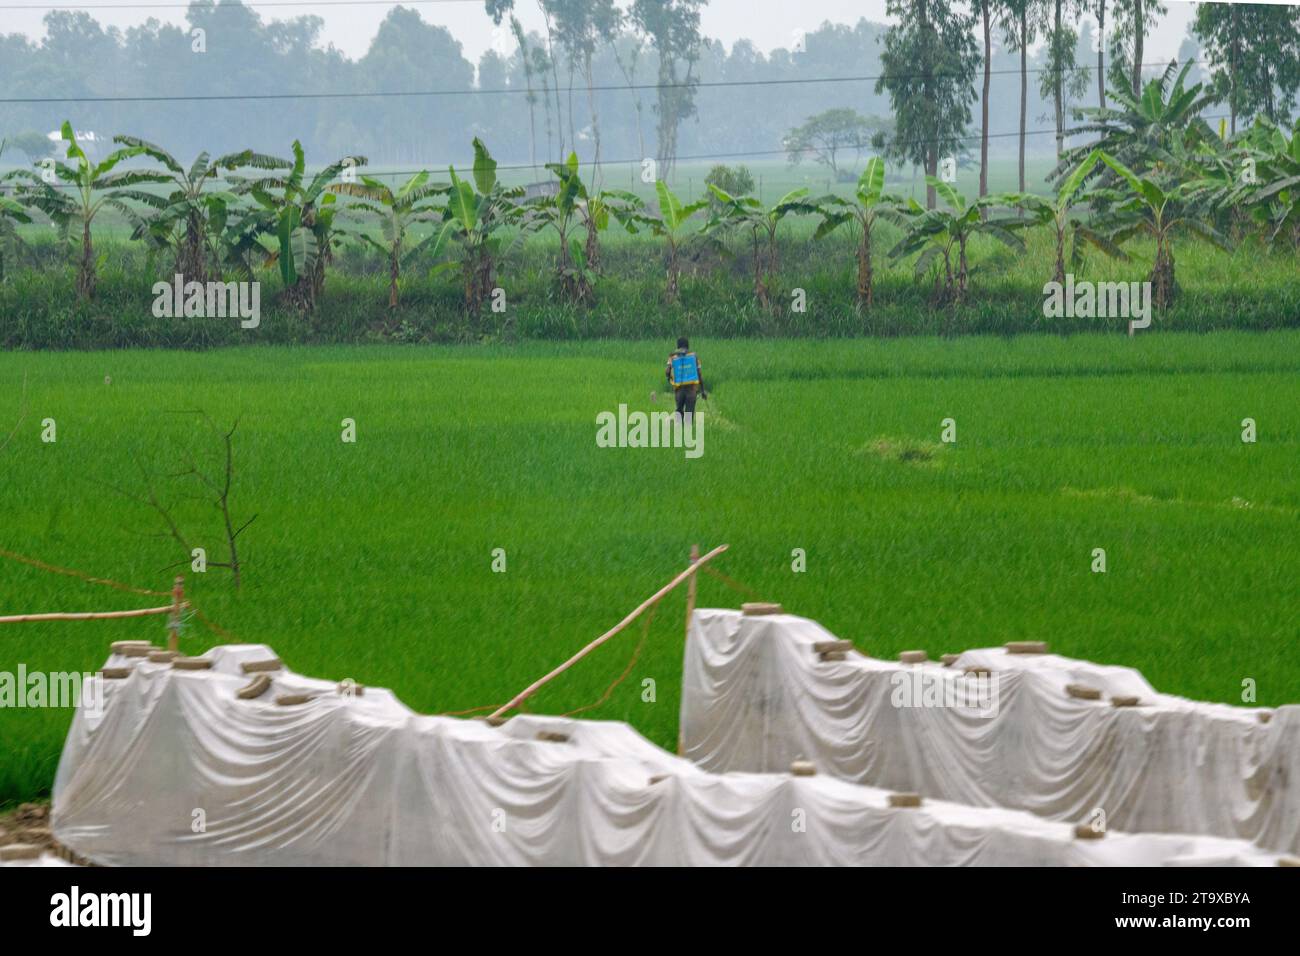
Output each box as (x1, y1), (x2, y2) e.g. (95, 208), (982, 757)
(1, 154), (1062, 217)
(0, 155), (1063, 243)
(2, 333), (1298, 806)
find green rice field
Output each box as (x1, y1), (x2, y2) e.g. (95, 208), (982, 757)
(2, 332), (1298, 806)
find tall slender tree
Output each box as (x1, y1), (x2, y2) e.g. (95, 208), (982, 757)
(550, 0), (622, 178)
(511, 18), (540, 173)
(1131, 0), (1144, 94)
(1111, 0), (1166, 96)
(877, 0), (980, 209)
(610, 31), (649, 162)
(1096, 0), (1107, 109)
(1000, 0), (1039, 196)
(631, 0), (706, 180)
(1040, 1), (1090, 158)
(980, 0), (992, 207)
(538, 2), (569, 160)
(533, 43), (556, 162)
(1194, 2), (1300, 134)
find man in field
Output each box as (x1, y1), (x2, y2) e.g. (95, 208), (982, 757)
(666, 337), (706, 421)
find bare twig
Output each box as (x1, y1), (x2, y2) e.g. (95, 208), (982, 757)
(96, 410), (254, 590)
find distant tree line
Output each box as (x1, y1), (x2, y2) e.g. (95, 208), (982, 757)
(1, 1), (1298, 203)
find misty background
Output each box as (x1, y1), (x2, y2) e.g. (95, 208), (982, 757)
(1, 0), (1205, 172)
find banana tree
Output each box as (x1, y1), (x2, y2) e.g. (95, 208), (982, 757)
(1217, 118), (1300, 249)
(0, 140), (31, 281)
(812, 157), (899, 310)
(578, 187), (643, 273)
(1247, 119), (1300, 248)
(1095, 151), (1231, 311)
(0, 194), (31, 282)
(706, 183), (817, 310)
(643, 180), (707, 304)
(431, 138), (528, 316)
(529, 154), (642, 304)
(1052, 61), (1220, 193)
(1005, 149), (1128, 285)
(232, 141), (366, 311)
(531, 152), (591, 303)
(113, 135), (287, 285)
(333, 171), (447, 308)
(888, 177), (1025, 306)
(5, 121), (169, 300)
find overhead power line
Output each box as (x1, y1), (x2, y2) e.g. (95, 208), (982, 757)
(0, 60), (1203, 106)
(7, 113), (1237, 189)
(364, 111), (1236, 178)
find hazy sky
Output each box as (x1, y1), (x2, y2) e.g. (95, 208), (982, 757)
(3, 0), (1201, 65)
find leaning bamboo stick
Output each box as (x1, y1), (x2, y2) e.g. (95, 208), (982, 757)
(0, 604), (178, 624)
(678, 544), (700, 755)
(684, 544), (700, 645)
(167, 575), (185, 651)
(488, 544), (729, 720)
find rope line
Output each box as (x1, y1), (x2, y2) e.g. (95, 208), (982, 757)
(701, 565), (765, 599)
(562, 598), (656, 719)
(445, 560), (769, 720)
(186, 602), (240, 643)
(439, 702), (502, 717)
(0, 546), (172, 597)
(0, 544), (769, 717)
(0, 544), (239, 642)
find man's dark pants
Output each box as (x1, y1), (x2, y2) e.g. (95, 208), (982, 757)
(674, 384), (698, 420)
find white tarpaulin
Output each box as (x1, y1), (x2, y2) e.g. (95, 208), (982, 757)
(51, 643), (1288, 866)
(0, 854), (74, 867)
(680, 608), (1300, 855)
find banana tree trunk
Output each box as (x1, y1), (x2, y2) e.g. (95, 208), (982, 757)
(389, 246), (400, 309)
(1054, 224), (1067, 287)
(584, 222), (600, 273)
(477, 253), (495, 317)
(957, 236), (970, 301)
(1151, 233), (1175, 312)
(464, 260), (479, 315)
(77, 218), (95, 301)
(308, 256), (327, 313)
(181, 211), (207, 286)
(665, 241), (679, 304)
(465, 250), (495, 317)
(857, 222), (873, 310)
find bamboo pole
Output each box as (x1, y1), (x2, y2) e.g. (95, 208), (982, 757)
(0, 605), (176, 624)
(488, 544), (728, 720)
(685, 544), (700, 642)
(677, 543), (700, 756)
(168, 575), (184, 651)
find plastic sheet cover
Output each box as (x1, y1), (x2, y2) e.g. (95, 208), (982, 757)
(680, 609), (1299, 855)
(49, 643), (1292, 866)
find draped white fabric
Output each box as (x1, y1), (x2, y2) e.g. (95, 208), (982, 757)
(0, 855), (75, 868)
(680, 609), (1300, 856)
(49, 643), (1288, 866)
